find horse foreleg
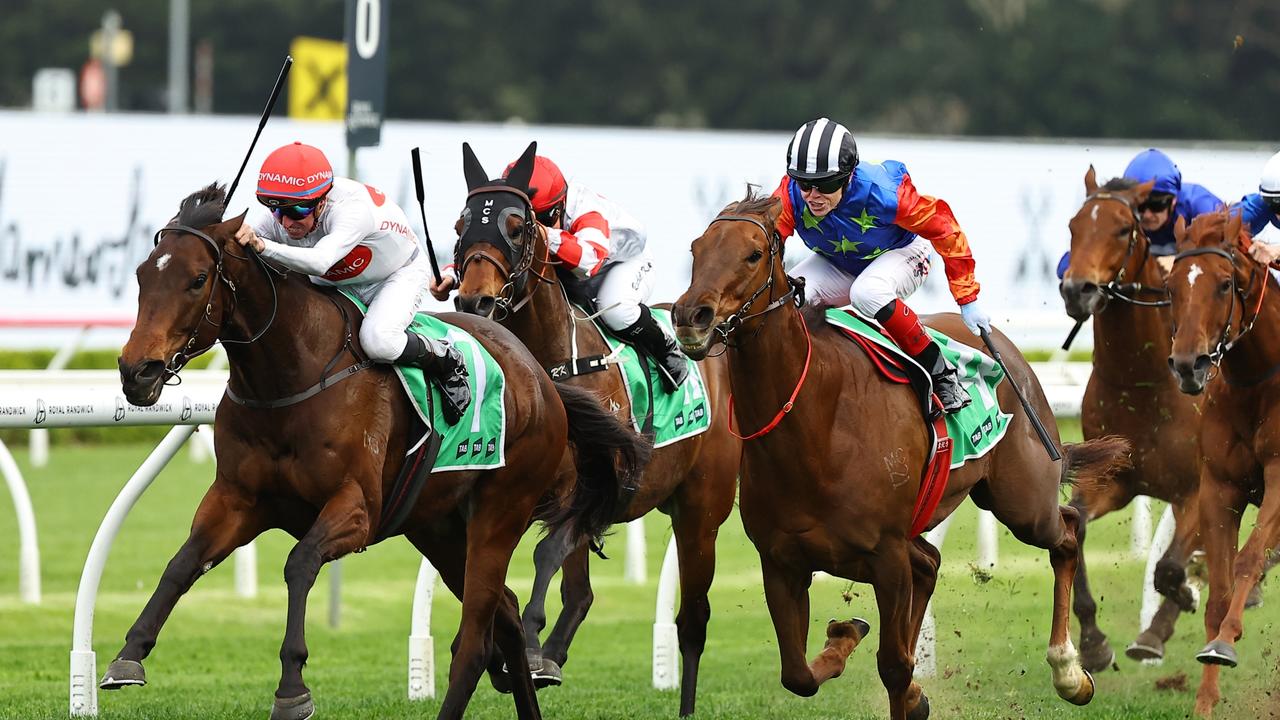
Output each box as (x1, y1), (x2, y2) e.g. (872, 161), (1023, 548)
(1130, 496), (1202, 660)
(493, 585), (543, 720)
(670, 509), (723, 718)
(273, 481), (370, 720)
(1047, 504), (1094, 706)
(101, 480), (265, 690)
(522, 524), (582, 677)
(870, 541), (917, 720)
(1200, 464), (1280, 670)
(759, 555), (816, 696)
(537, 541), (591, 685)
(1194, 468), (1247, 718)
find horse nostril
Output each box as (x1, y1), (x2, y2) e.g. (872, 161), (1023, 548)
(477, 296), (496, 318)
(691, 305), (714, 330)
(1079, 283), (1098, 296)
(1193, 355), (1212, 373)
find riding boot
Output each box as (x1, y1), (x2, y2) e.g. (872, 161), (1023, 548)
(619, 305), (688, 393)
(396, 331), (472, 425)
(874, 299), (969, 415)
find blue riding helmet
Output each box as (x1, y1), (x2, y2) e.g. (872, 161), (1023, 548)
(1124, 149), (1182, 197)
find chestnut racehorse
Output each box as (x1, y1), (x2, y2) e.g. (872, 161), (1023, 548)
(672, 190), (1130, 720)
(1167, 209), (1280, 718)
(1059, 167), (1205, 667)
(110, 184), (648, 720)
(451, 142), (741, 716)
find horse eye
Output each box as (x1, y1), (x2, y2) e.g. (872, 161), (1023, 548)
(190, 273), (207, 290)
(1218, 279), (1232, 294)
(747, 249), (764, 263)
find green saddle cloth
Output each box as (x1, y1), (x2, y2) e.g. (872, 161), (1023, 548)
(825, 308), (1012, 468)
(341, 290), (506, 472)
(594, 308), (712, 448)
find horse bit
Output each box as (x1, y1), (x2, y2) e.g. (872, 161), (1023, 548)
(704, 214), (805, 350)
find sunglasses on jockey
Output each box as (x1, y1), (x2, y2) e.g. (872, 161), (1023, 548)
(1137, 193), (1174, 214)
(794, 173), (849, 195)
(258, 195), (324, 221)
(1264, 194), (1280, 215)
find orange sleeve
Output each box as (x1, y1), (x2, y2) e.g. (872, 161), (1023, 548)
(770, 176), (796, 238)
(893, 173), (980, 304)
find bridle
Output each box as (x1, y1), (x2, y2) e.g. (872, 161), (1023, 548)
(1170, 243), (1267, 370)
(150, 223), (282, 383)
(454, 184), (555, 319)
(1078, 191), (1170, 308)
(703, 214), (805, 350)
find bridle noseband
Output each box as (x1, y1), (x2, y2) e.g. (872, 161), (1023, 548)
(1078, 191), (1170, 308)
(151, 223), (282, 383)
(455, 185), (552, 318)
(705, 214), (805, 348)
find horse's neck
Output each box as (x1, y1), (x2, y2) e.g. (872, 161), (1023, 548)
(1091, 259), (1173, 383)
(223, 266), (348, 397)
(1222, 277), (1280, 386)
(725, 305), (813, 429)
(507, 265), (600, 364)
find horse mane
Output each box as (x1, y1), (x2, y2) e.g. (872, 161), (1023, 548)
(1100, 177), (1137, 192)
(722, 184), (780, 219)
(176, 183), (229, 229)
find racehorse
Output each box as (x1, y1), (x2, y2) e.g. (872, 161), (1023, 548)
(110, 183), (648, 720)
(1059, 167), (1206, 667)
(450, 142), (741, 716)
(671, 189), (1130, 720)
(1167, 209), (1280, 718)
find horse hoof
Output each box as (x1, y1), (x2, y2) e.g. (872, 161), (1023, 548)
(532, 658), (563, 689)
(1079, 639), (1115, 673)
(906, 692), (931, 720)
(99, 658), (146, 690)
(1196, 640), (1238, 668)
(827, 617), (872, 641)
(1125, 633), (1165, 662)
(489, 667), (513, 694)
(1066, 668), (1095, 706)
(270, 692), (314, 720)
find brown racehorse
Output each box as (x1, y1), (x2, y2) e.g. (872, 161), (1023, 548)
(672, 190), (1131, 720)
(110, 184), (648, 720)
(450, 142), (741, 717)
(1167, 209), (1280, 718)
(1059, 166), (1206, 667)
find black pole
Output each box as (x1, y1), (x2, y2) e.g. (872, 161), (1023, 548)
(1061, 318), (1085, 352)
(410, 147), (443, 285)
(979, 327), (1062, 461)
(225, 55), (293, 210)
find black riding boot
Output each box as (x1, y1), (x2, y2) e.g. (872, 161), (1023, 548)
(913, 341), (970, 415)
(397, 331), (471, 425)
(620, 305), (689, 393)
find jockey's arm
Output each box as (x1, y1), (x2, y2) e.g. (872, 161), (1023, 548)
(893, 174), (980, 305)
(770, 177), (797, 238)
(257, 208), (373, 276)
(547, 211), (611, 278)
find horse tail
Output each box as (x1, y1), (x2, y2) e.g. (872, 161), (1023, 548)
(1059, 435), (1132, 495)
(545, 381), (652, 546)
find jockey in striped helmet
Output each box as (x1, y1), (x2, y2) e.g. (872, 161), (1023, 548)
(772, 117), (990, 413)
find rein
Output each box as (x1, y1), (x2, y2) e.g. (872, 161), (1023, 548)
(154, 223), (372, 408)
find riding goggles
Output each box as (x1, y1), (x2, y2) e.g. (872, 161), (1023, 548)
(264, 198), (322, 221)
(794, 174), (849, 194)
(1264, 194), (1280, 215)
(1137, 193), (1174, 213)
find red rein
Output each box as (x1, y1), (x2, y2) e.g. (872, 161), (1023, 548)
(727, 311), (813, 440)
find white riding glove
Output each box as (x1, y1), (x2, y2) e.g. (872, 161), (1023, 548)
(960, 300), (992, 335)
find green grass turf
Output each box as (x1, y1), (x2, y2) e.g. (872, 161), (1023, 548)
(0, 431), (1277, 719)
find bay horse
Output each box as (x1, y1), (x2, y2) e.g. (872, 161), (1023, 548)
(1167, 209), (1280, 718)
(1059, 166), (1205, 667)
(110, 184), (648, 720)
(450, 142), (741, 717)
(671, 190), (1131, 720)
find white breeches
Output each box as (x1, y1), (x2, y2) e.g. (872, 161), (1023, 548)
(348, 253), (434, 362)
(594, 248), (656, 331)
(791, 236), (933, 316)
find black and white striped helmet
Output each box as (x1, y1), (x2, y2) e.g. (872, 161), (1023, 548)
(786, 118), (858, 181)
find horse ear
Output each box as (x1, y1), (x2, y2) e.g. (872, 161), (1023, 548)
(462, 142), (490, 191)
(763, 196), (784, 227)
(504, 141), (538, 193)
(1226, 207), (1244, 247)
(1173, 214), (1187, 246)
(1084, 165), (1098, 194)
(213, 210), (249, 244)
(1134, 180), (1156, 203)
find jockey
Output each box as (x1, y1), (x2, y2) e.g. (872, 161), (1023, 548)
(1056, 148), (1223, 278)
(234, 141), (471, 424)
(1239, 150), (1280, 264)
(431, 154), (689, 391)
(773, 117), (988, 414)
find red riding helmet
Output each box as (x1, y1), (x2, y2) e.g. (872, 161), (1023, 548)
(256, 142), (334, 205)
(504, 155), (567, 213)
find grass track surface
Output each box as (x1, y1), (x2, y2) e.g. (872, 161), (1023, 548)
(1, 427), (1278, 719)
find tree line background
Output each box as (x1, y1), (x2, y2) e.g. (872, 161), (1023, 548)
(2, 0), (1277, 141)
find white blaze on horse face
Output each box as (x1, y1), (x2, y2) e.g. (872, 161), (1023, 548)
(155, 253), (172, 272)
(1090, 205), (1099, 221)
(1186, 263), (1203, 289)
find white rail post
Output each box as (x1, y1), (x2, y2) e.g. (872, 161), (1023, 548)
(626, 518), (647, 584)
(652, 536), (679, 690)
(976, 509), (998, 569)
(915, 514), (955, 680)
(70, 424), (197, 717)
(1131, 495), (1153, 560)
(408, 558), (438, 700)
(0, 439), (40, 603)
